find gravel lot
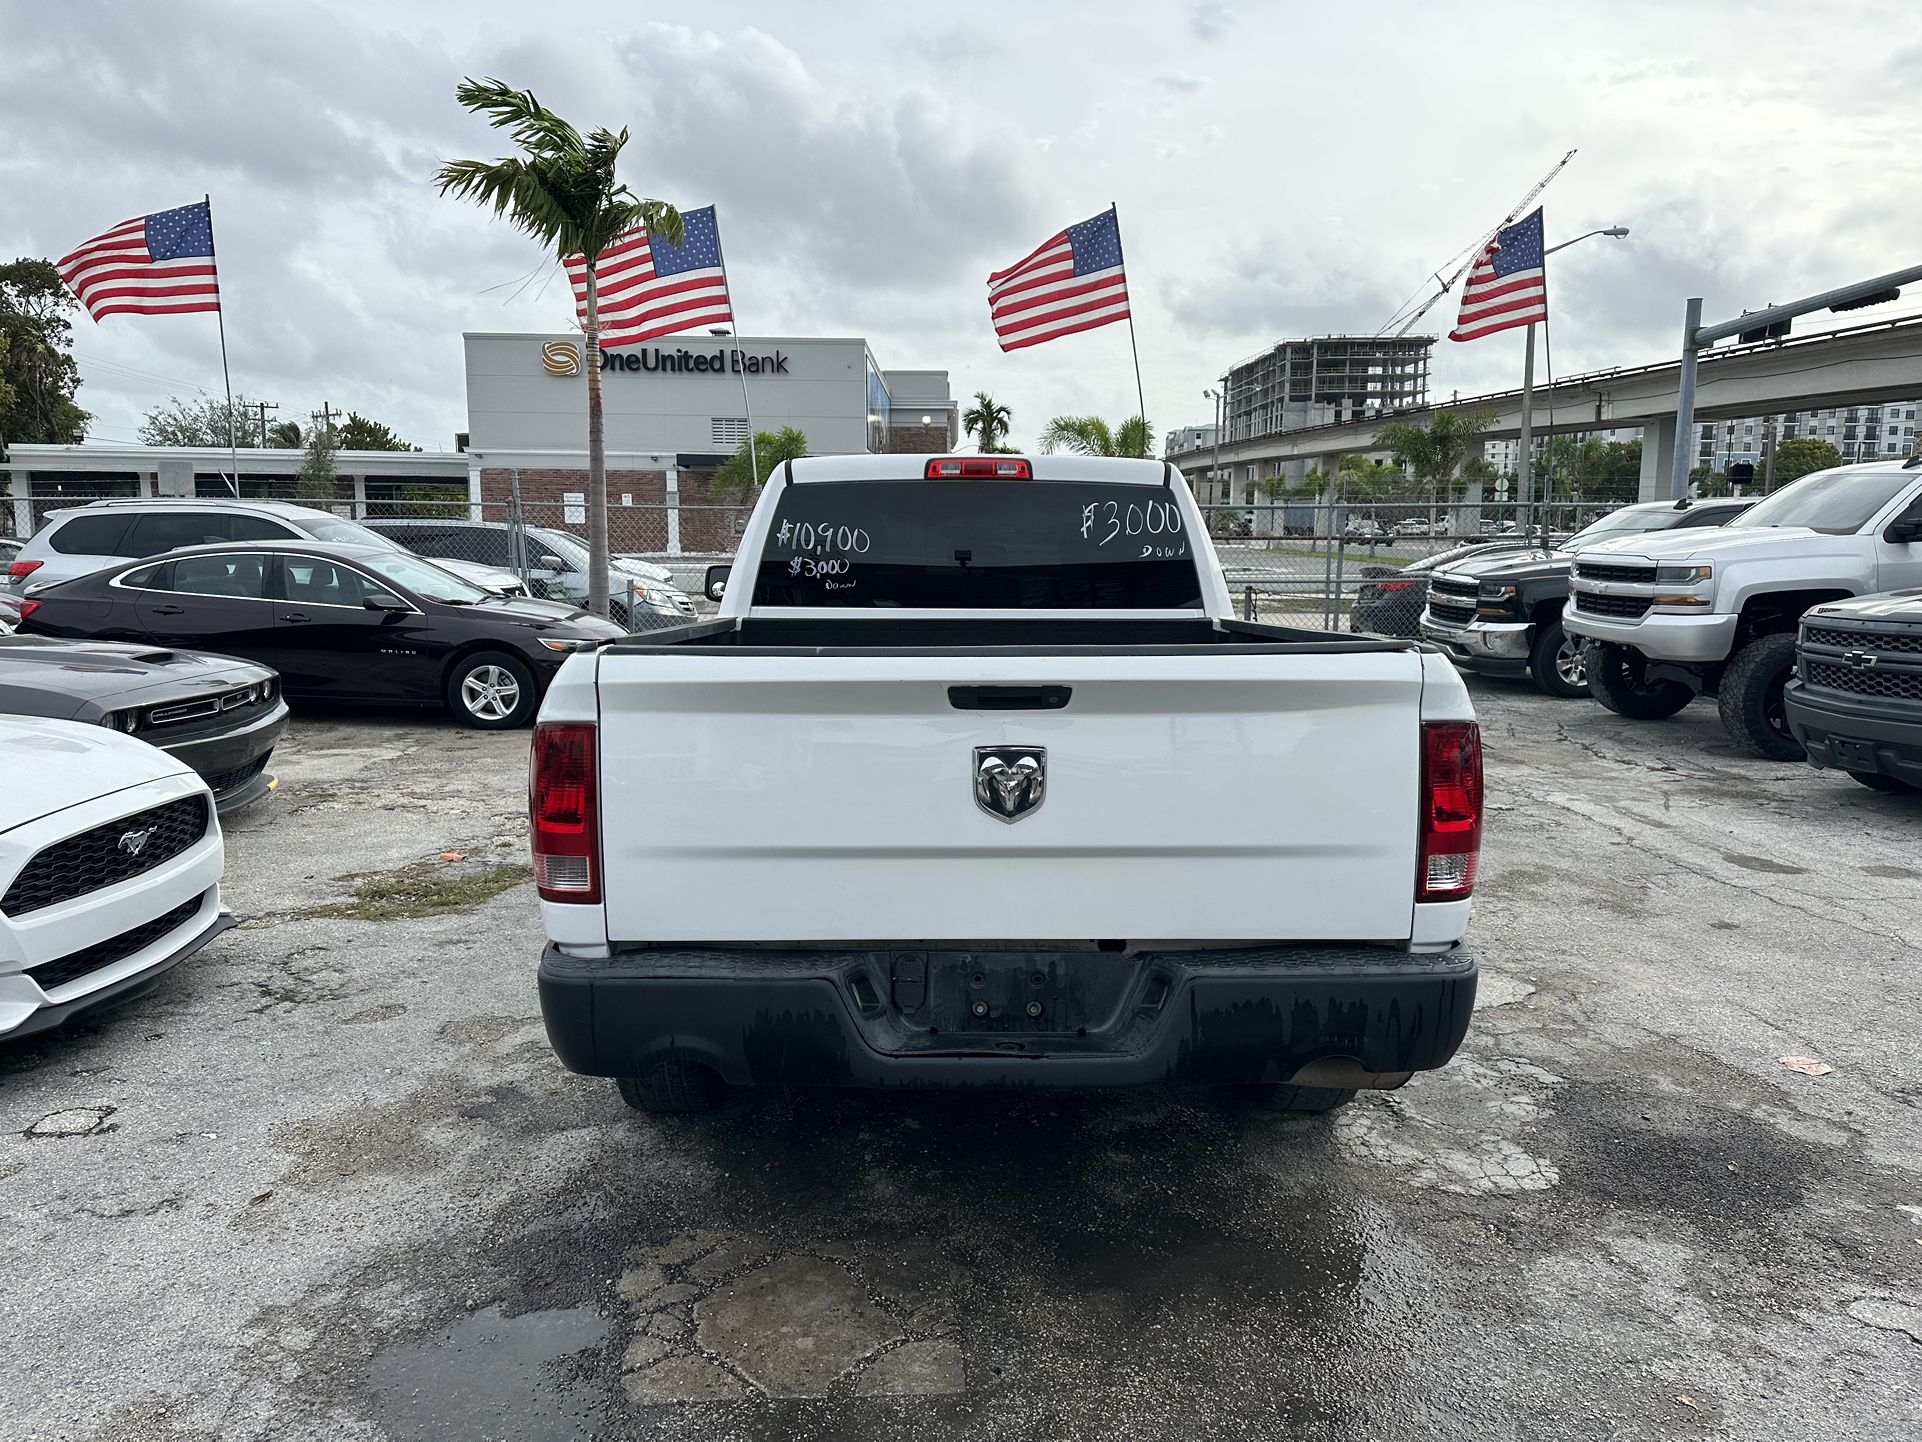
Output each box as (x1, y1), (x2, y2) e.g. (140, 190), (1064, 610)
(3, 681), (1920, 1441)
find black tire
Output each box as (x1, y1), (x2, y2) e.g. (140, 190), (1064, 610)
(1849, 770), (1921, 795)
(1528, 618), (1590, 699)
(1239, 1084), (1358, 1113)
(616, 1059), (727, 1114)
(444, 650), (537, 730)
(1585, 642), (1694, 720)
(1716, 633), (1804, 760)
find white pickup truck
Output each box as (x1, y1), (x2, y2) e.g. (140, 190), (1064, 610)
(1565, 460), (1922, 757)
(530, 454), (1483, 1113)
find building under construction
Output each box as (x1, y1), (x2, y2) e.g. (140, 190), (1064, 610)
(1223, 335), (1434, 443)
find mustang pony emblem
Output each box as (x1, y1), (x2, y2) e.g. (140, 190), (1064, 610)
(118, 825), (159, 857)
(974, 746), (1047, 823)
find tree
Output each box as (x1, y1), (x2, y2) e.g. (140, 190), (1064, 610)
(140, 394), (272, 448)
(295, 427), (338, 505)
(0, 258), (90, 446)
(436, 78), (683, 618)
(335, 411), (420, 452)
(1374, 407), (1494, 532)
(711, 426), (809, 502)
(1037, 414), (1154, 458)
(266, 420), (304, 448)
(1771, 437), (1843, 487)
(962, 392), (1013, 453)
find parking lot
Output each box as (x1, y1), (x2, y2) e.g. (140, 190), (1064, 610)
(3, 680), (1919, 1442)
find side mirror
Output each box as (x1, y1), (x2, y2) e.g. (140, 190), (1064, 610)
(1886, 509), (1922, 543)
(362, 592), (408, 613)
(705, 564), (731, 602)
(537, 554), (567, 571)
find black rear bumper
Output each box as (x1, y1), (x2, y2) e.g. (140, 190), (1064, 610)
(538, 941), (1478, 1090)
(1784, 682), (1922, 785)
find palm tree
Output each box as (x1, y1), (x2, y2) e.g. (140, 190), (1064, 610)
(962, 392), (1013, 453)
(711, 426), (809, 502)
(435, 78), (682, 618)
(1037, 414), (1154, 459)
(1374, 408), (1494, 536)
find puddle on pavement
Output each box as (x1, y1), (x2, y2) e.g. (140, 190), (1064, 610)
(367, 1302), (608, 1441)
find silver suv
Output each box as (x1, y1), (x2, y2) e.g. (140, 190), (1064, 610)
(7, 499), (527, 599)
(361, 518), (694, 626)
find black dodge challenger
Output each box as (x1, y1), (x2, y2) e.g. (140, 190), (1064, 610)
(0, 636), (286, 811)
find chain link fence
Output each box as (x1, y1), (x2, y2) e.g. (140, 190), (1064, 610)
(11, 479), (1633, 635)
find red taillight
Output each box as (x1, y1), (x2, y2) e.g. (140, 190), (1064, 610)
(1417, 721), (1482, 902)
(8, 560), (41, 580)
(15, 600), (40, 621)
(1375, 580), (1414, 592)
(925, 457), (1031, 479)
(530, 721), (601, 904)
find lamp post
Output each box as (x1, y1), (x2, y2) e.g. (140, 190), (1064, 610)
(1518, 226), (1629, 534)
(1204, 386), (1223, 506)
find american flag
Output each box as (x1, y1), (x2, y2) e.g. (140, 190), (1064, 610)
(57, 200), (222, 321)
(1449, 207), (1548, 342)
(564, 205), (733, 349)
(988, 208), (1131, 352)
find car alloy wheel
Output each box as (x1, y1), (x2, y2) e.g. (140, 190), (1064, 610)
(460, 664), (522, 722)
(1555, 634), (1587, 689)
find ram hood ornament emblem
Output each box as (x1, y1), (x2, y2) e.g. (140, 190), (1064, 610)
(974, 746), (1046, 823)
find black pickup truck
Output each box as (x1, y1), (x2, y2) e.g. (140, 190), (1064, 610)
(1420, 498), (1752, 697)
(1784, 589), (1922, 794)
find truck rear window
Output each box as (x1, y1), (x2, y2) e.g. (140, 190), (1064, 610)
(751, 480), (1203, 609)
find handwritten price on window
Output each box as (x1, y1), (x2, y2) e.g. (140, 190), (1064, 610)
(775, 520), (872, 557)
(1079, 498), (1187, 558)
(787, 556), (852, 578)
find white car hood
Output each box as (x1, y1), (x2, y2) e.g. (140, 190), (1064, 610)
(1577, 525), (1855, 564)
(0, 716), (194, 833)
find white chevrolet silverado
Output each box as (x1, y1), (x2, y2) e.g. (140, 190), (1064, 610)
(1565, 460), (1922, 757)
(531, 455), (1483, 1113)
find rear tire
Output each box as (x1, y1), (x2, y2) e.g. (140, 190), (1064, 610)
(1849, 770), (1920, 795)
(445, 650), (537, 730)
(1715, 633), (1804, 760)
(1240, 1083), (1358, 1113)
(1528, 619), (1590, 699)
(1585, 642), (1694, 720)
(617, 1059), (728, 1115)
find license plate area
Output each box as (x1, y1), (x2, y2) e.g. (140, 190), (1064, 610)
(1827, 736), (1877, 770)
(887, 950), (1145, 1038)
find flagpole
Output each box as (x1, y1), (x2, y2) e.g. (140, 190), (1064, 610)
(1109, 203), (1148, 441)
(205, 194), (239, 497)
(711, 212), (758, 482)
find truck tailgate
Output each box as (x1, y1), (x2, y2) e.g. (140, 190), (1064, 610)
(594, 650), (1424, 943)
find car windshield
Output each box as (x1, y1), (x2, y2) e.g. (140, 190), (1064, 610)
(302, 516), (406, 551)
(359, 553), (488, 604)
(1559, 509), (1684, 554)
(530, 530), (591, 571)
(1729, 468), (1916, 534)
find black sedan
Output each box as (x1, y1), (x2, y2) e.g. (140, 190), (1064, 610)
(0, 635), (286, 811)
(16, 542), (627, 729)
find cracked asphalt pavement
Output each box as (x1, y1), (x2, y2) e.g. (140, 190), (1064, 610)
(3, 682), (1920, 1441)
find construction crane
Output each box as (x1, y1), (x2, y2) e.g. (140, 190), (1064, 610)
(1383, 149), (1578, 338)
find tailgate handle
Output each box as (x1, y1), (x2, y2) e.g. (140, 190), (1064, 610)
(949, 685), (1072, 711)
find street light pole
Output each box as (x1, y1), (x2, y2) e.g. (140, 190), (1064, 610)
(1204, 386), (1223, 506)
(1518, 226), (1630, 535)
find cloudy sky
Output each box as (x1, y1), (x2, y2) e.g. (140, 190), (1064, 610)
(4, 0), (1918, 453)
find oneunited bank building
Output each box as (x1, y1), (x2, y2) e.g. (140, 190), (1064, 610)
(464, 332), (957, 552)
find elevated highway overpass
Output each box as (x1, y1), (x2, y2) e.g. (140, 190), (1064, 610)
(1169, 314), (1922, 502)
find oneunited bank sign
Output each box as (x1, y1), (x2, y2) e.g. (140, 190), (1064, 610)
(539, 341), (790, 378)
